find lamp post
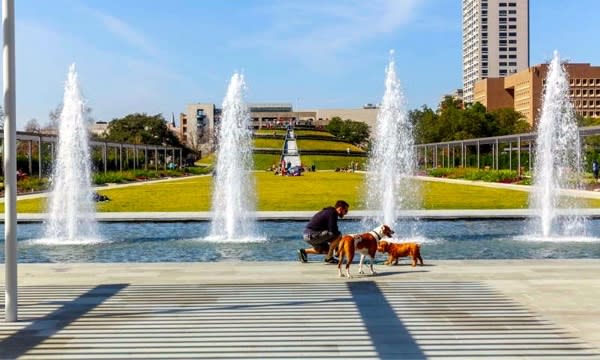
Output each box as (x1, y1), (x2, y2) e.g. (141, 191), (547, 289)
(3, 0), (18, 322)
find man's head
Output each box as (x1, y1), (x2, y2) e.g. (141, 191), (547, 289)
(335, 200), (350, 218)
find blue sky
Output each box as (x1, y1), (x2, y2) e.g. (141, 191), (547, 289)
(1, 0), (599, 130)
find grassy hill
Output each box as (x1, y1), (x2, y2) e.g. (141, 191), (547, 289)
(9, 172), (600, 212)
(198, 129), (367, 170)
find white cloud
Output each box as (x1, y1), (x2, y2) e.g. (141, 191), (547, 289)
(10, 17), (199, 129)
(233, 0), (424, 68)
(83, 5), (160, 59)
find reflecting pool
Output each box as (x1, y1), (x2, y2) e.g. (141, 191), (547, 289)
(2, 219), (599, 263)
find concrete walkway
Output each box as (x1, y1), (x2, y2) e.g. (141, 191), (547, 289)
(1, 260), (599, 359)
(8, 208), (600, 223)
(417, 175), (600, 199)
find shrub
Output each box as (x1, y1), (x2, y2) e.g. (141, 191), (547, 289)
(427, 167), (520, 183)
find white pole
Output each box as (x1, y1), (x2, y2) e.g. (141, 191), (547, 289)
(3, 0), (18, 322)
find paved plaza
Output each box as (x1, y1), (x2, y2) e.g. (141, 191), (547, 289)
(1, 260), (599, 359)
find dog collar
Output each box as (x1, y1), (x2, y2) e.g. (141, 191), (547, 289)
(370, 230), (382, 241)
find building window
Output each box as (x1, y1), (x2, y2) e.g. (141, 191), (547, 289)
(499, 47), (507, 52)
(509, 62), (517, 66)
(508, 39), (517, 44)
(509, 47), (517, 51)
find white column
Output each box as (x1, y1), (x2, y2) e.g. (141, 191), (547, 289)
(3, 0), (18, 322)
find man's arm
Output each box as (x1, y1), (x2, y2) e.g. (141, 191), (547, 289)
(328, 209), (339, 235)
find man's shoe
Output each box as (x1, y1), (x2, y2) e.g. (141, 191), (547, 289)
(298, 249), (308, 263)
(324, 257), (339, 264)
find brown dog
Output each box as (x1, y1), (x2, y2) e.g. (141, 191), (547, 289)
(337, 224), (395, 278)
(377, 240), (423, 267)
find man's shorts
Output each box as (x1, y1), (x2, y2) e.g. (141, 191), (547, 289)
(303, 230), (337, 252)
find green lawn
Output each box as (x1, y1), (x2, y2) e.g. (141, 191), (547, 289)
(300, 155), (367, 170)
(296, 139), (364, 152)
(253, 138), (284, 149)
(255, 129), (334, 137)
(7, 172), (600, 212)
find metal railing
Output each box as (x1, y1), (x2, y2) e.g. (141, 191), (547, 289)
(0, 131), (184, 177)
(414, 125), (600, 171)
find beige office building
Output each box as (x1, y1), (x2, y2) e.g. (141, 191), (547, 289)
(180, 103), (219, 152)
(462, 0), (529, 103)
(180, 103), (378, 152)
(474, 62), (600, 124)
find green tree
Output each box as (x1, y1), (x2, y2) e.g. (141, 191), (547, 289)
(325, 116), (343, 137)
(457, 102), (488, 139)
(410, 105), (439, 143)
(339, 119), (370, 145)
(325, 116), (370, 145)
(488, 108), (531, 135)
(105, 113), (184, 147)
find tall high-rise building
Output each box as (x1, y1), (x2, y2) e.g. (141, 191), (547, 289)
(462, 0), (529, 103)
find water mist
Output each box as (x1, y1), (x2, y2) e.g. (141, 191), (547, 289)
(365, 50), (419, 233)
(208, 73), (259, 242)
(44, 64), (99, 244)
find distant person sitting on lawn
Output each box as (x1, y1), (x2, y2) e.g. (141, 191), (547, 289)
(298, 200), (350, 264)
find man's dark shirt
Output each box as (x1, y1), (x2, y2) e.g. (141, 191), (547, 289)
(304, 207), (340, 236)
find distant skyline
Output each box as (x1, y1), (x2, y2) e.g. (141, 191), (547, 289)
(1, 0), (599, 130)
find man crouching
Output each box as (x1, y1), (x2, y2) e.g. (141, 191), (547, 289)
(297, 200), (350, 264)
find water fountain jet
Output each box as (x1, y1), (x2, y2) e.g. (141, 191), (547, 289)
(43, 64), (99, 244)
(529, 50), (586, 240)
(365, 50), (419, 234)
(208, 73), (261, 242)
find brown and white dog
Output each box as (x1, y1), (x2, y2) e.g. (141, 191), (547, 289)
(377, 240), (424, 267)
(337, 224), (395, 278)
